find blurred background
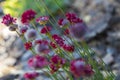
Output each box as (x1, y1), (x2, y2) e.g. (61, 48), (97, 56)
(0, 0), (120, 80)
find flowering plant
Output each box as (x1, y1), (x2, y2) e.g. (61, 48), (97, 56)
(1, 0), (115, 80)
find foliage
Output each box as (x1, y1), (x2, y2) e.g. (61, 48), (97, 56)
(2, 0), (66, 17)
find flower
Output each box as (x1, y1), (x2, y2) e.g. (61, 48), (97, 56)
(52, 34), (65, 47)
(35, 40), (50, 54)
(69, 22), (87, 40)
(36, 16), (49, 25)
(24, 72), (39, 80)
(24, 42), (32, 50)
(63, 44), (74, 52)
(25, 29), (37, 40)
(70, 59), (94, 78)
(1, 14), (16, 26)
(19, 26), (28, 34)
(65, 12), (83, 23)
(28, 55), (48, 69)
(49, 55), (66, 74)
(40, 26), (51, 34)
(50, 41), (57, 49)
(21, 9), (36, 24)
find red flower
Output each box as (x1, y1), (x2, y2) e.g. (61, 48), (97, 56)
(24, 72), (39, 80)
(36, 16), (49, 25)
(65, 12), (83, 23)
(40, 26), (51, 34)
(1, 14), (16, 26)
(21, 9), (36, 24)
(63, 44), (74, 52)
(28, 55), (48, 69)
(70, 59), (94, 77)
(52, 34), (64, 47)
(49, 55), (66, 74)
(58, 18), (63, 25)
(50, 42), (57, 49)
(24, 42), (32, 50)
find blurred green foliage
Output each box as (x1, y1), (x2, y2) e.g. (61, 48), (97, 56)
(2, 0), (66, 17)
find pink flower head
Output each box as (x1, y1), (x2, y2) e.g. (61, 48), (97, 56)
(24, 42), (32, 50)
(24, 72), (39, 80)
(1, 14), (16, 26)
(49, 55), (66, 74)
(50, 41), (57, 49)
(52, 34), (65, 47)
(65, 12), (83, 23)
(70, 59), (94, 78)
(21, 9), (36, 24)
(36, 16), (49, 25)
(20, 26), (28, 34)
(35, 40), (50, 54)
(40, 26), (51, 34)
(63, 44), (74, 52)
(28, 55), (48, 69)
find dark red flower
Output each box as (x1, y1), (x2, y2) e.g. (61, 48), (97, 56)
(65, 12), (83, 23)
(1, 14), (16, 26)
(50, 42), (57, 49)
(52, 34), (64, 47)
(63, 44), (74, 52)
(24, 42), (32, 50)
(58, 18), (64, 25)
(21, 9), (36, 24)
(24, 72), (39, 80)
(49, 55), (66, 74)
(40, 26), (51, 34)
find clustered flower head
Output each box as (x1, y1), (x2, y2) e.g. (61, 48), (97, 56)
(28, 55), (48, 69)
(40, 26), (51, 34)
(49, 55), (66, 74)
(21, 9), (36, 24)
(25, 29), (37, 40)
(70, 59), (94, 78)
(1, 14), (16, 26)
(24, 72), (39, 80)
(1, 14), (18, 31)
(58, 12), (88, 40)
(24, 41), (32, 50)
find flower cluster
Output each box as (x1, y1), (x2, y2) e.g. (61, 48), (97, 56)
(49, 55), (66, 74)
(1, 9), (95, 80)
(1, 14), (18, 31)
(70, 59), (94, 78)
(58, 12), (87, 39)
(21, 9), (36, 24)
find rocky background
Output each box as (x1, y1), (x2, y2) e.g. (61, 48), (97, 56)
(0, 0), (120, 80)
